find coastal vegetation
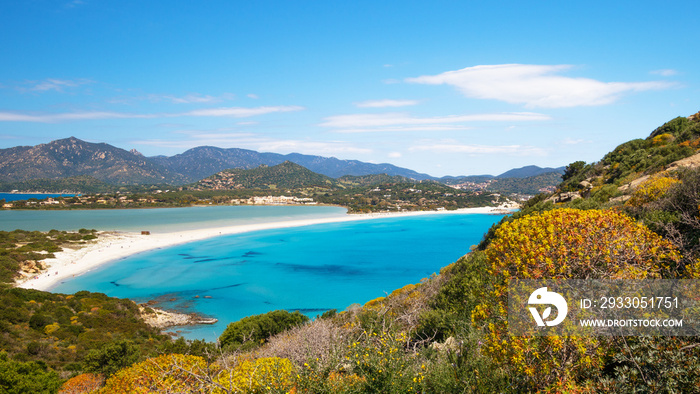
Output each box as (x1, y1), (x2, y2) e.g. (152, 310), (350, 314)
(1, 112), (700, 392)
(0, 229), (97, 285)
(2, 162), (508, 213)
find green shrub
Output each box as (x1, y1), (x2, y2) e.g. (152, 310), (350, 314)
(219, 310), (310, 351)
(83, 340), (140, 377)
(0, 352), (62, 394)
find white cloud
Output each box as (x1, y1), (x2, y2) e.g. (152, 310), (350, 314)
(558, 138), (592, 145)
(388, 152), (402, 158)
(65, 0), (86, 8)
(409, 141), (546, 156)
(111, 92), (235, 105)
(134, 132), (371, 156)
(320, 111), (550, 133)
(336, 125), (471, 133)
(183, 105), (304, 118)
(247, 93), (260, 99)
(0, 105), (304, 123)
(406, 64), (674, 108)
(162, 93), (234, 104)
(0, 111), (151, 122)
(650, 69), (678, 77)
(22, 78), (93, 93)
(255, 140), (372, 155)
(355, 99), (419, 108)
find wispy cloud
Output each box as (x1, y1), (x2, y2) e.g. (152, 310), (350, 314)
(65, 0), (86, 8)
(21, 78), (93, 93)
(355, 99), (419, 108)
(255, 140), (372, 155)
(408, 139), (547, 156)
(406, 64), (674, 108)
(559, 138), (591, 145)
(650, 69), (678, 77)
(134, 132), (371, 156)
(183, 106), (304, 118)
(334, 125), (472, 133)
(409, 140), (546, 156)
(320, 111), (550, 133)
(0, 105), (304, 123)
(161, 93), (234, 104)
(109, 92), (235, 105)
(0, 111), (148, 122)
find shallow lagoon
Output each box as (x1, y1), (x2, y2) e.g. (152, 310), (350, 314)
(0, 205), (347, 232)
(52, 212), (503, 341)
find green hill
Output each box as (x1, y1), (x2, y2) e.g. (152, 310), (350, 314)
(336, 173), (411, 186)
(192, 161), (337, 190)
(487, 171), (562, 194)
(560, 114), (700, 192)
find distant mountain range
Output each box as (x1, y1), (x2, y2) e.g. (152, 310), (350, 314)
(0, 137), (564, 186)
(150, 145), (433, 182)
(496, 165), (565, 179)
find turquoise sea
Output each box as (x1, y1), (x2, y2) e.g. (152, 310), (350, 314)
(51, 212), (504, 341)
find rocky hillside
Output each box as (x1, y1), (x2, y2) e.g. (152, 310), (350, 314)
(0, 137), (184, 185)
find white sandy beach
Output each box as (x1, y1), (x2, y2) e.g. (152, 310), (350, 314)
(16, 205), (515, 292)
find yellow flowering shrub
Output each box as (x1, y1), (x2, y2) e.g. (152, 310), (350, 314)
(98, 354), (210, 393)
(44, 322), (60, 335)
(651, 132), (674, 146)
(626, 175), (680, 207)
(473, 208), (681, 389)
(218, 357), (293, 393)
(58, 373), (104, 394)
(325, 371), (366, 391)
(99, 354), (293, 393)
(342, 331), (414, 392)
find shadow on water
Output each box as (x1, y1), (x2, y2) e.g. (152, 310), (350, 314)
(142, 283), (246, 302)
(274, 262), (365, 276)
(289, 308), (333, 313)
(178, 253), (208, 260)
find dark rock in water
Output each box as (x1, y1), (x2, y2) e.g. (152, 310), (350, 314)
(243, 251), (263, 257)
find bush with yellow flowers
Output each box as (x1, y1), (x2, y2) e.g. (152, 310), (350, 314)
(472, 208), (681, 390)
(218, 357), (293, 393)
(98, 353), (293, 393)
(626, 175), (680, 207)
(97, 354), (210, 393)
(58, 373), (104, 394)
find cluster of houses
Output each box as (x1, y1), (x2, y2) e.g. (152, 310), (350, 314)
(231, 195), (316, 205)
(1, 194), (158, 209)
(447, 179), (496, 193)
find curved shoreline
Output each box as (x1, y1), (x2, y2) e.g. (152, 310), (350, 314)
(16, 206), (514, 292)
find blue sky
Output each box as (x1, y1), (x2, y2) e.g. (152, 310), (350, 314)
(0, 1), (698, 177)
